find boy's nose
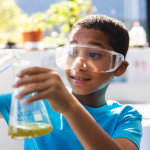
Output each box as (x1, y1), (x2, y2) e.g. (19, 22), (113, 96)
(72, 57), (87, 71)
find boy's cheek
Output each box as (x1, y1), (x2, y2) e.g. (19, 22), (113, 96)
(64, 69), (70, 77)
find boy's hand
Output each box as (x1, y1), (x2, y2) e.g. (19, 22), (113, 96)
(13, 67), (74, 114)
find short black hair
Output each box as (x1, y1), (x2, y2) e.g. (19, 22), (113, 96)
(71, 14), (129, 57)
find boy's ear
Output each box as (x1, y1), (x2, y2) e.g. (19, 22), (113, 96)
(114, 61), (129, 76)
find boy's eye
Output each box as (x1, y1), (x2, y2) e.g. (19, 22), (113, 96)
(89, 52), (101, 58)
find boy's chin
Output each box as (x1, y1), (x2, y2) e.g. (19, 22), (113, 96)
(72, 89), (94, 96)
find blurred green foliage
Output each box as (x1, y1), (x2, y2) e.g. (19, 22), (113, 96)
(0, 0), (96, 45)
(44, 0), (96, 45)
(0, 0), (27, 44)
(21, 13), (47, 32)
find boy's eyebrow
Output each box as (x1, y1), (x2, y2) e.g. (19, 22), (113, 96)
(69, 40), (76, 44)
(69, 40), (105, 49)
(88, 41), (105, 49)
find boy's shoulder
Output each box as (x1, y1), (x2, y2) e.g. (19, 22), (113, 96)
(107, 100), (142, 119)
(108, 100), (142, 150)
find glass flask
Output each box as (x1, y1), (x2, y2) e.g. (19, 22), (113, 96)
(0, 51), (53, 139)
(8, 59), (53, 139)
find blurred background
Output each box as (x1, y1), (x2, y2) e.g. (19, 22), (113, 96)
(0, 0), (150, 150)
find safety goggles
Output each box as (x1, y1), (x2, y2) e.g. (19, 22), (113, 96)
(56, 44), (124, 73)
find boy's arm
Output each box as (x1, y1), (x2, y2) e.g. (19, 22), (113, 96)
(63, 97), (138, 150)
(116, 138), (138, 150)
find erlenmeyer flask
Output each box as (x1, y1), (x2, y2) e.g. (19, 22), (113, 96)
(8, 60), (53, 139)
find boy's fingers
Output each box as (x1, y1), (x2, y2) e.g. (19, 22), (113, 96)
(15, 81), (51, 99)
(17, 67), (54, 77)
(23, 89), (50, 105)
(13, 73), (51, 87)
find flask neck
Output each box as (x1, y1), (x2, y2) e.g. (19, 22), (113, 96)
(0, 50), (22, 73)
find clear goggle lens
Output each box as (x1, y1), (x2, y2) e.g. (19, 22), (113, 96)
(56, 45), (124, 73)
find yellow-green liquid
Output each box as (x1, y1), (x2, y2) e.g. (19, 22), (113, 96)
(9, 122), (53, 139)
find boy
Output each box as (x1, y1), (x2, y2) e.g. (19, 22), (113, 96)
(0, 14), (142, 150)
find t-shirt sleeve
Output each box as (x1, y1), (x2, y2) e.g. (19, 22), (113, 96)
(0, 92), (12, 124)
(112, 105), (142, 150)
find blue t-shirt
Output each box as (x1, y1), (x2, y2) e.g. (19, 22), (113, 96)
(0, 93), (142, 150)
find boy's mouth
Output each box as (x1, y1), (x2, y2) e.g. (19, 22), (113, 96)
(70, 75), (91, 84)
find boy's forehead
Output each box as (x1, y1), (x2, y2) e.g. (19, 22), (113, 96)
(69, 27), (113, 50)
(69, 27), (82, 41)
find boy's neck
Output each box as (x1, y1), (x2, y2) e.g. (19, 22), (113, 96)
(72, 90), (106, 108)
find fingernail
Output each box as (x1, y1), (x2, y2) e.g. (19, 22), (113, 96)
(12, 83), (17, 87)
(17, 73), (21, 77)
(15, 94), (21, 99)
(17, 72), (23, 77)
(23, 100), (28, 105)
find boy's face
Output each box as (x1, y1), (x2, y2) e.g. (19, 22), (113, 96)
(65, 27), (115, 95)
